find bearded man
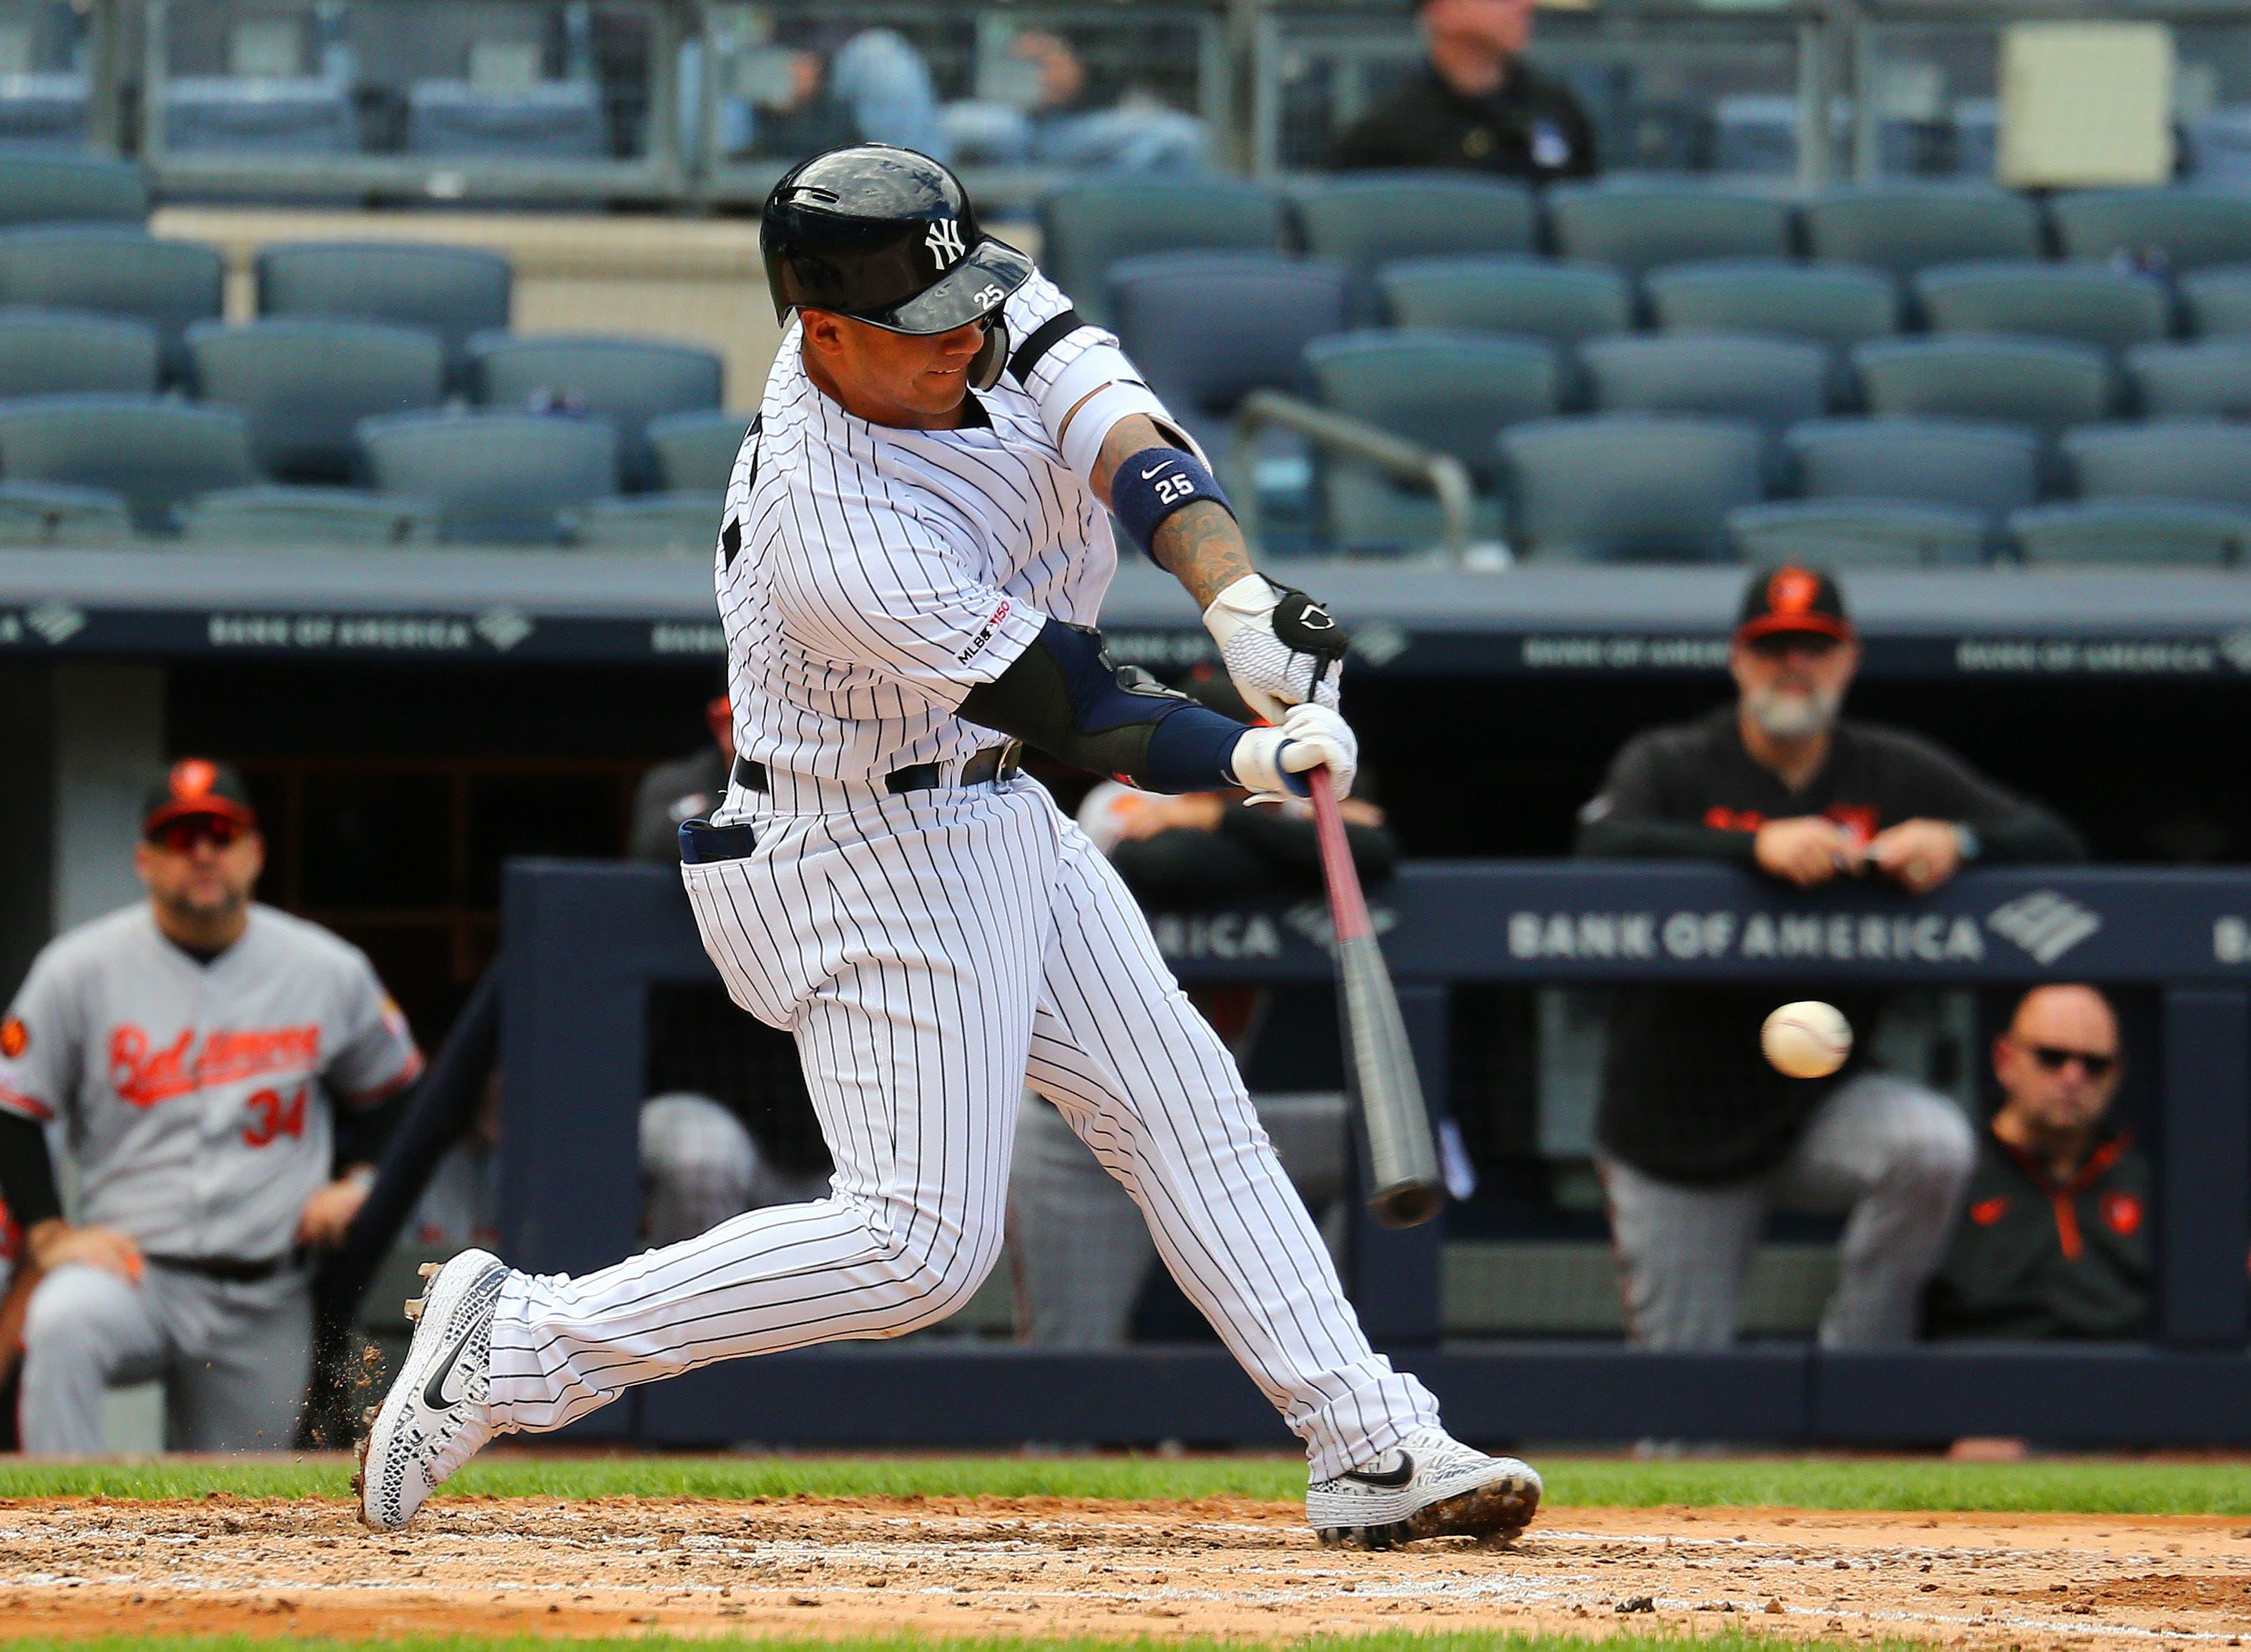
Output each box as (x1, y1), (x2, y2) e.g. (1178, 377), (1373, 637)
(1571, 566), (2084, 1351)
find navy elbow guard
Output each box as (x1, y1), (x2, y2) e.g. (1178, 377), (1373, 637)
(1109, 447), (1231, 558)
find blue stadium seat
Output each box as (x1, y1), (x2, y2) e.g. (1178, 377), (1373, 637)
(1546, 183), (1795, 277)
(1038, 178), (1288, 328)
(0, 154), (147, 226)
(2063, 421), (2251, 510)
(1853, 338), (2112, 436)
(468, 333), (724, 493)
(1727, 499), (1987, 568)
(177, 485), (441, 546)
(1378, 256), (1632, 368)
(0, 394), (252, 533)
(2182, 265), (2251, 336)
(0, 227), (223, 379)
(1581, 335), (1828, 429)
(1305, 330), (1555, 555)
(0, 309), (158, 396)
(1644, 260), (1899, 349)
(1498, 414), (1765, 562)
(572, 493), (726, 554)
(648, 410), (750, 493)
(0, 76), (91, 157)
(1913, 262), (2171, 353)
(256, 242), (512, 376)
(358, 409), (620, 544)
(2050, 189), (2251, 272)
(1290, 174), (1536, 320)
(2127, 342), (2251, 419)
(1803, 185), (2044, 279)
(0, 480), (131, 546)
(1107, 252), (1348, 460)
(406, 79), (606, 159)
(163, 77), (358, 154)
(2010, 498), (2251, 566)
(1785, 418), (2040, 521)
(187, 319), (446, 484)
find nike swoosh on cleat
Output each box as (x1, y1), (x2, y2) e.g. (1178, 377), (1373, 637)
(421, 1326), (474, 1411)
(1340, 1452), (1415, 1489)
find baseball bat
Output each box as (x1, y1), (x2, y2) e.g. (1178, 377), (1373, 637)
(1306, 764), (1445, 1228)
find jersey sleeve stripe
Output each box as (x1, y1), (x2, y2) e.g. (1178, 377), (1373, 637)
(0, 1082), (54, 1123)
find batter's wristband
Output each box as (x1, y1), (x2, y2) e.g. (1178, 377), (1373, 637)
(1109, 447), (1231, 559)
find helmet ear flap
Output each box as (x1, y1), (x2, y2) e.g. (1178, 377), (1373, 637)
(969, 314), (1010, 393)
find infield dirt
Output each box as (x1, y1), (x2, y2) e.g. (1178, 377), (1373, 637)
(3, 1495), (2247, 1646)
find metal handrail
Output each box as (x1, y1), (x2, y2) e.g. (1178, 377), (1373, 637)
(1230, 388), (1480, 567)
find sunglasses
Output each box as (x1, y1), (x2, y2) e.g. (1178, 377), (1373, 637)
(148, 817), (245, 854)
(2024, 1043), (2118, 1080)
(1747, 632), (1842, 660)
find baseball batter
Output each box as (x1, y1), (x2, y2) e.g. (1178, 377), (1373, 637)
(361, 144), (1541, 1548)
(0, 759), (423, 1452)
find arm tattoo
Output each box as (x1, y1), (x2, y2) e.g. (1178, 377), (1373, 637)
(1093, 413), (1256, 609)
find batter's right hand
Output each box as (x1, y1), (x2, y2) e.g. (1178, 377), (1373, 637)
(1231, 704), (1359, 802)
(32, 1222), (143, 1283)
(1754, 817), (1858, 888)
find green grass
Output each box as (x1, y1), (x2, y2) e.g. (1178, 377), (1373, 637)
(0, 1637), (1896, 1652)
(1, 1451), (2247, 1514)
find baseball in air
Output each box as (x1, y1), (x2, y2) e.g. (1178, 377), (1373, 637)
(1762, 1000), (1853, 1079)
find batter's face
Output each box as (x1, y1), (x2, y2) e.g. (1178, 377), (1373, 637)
(136, 817), (263, 940)
(798, 309), (989, 429)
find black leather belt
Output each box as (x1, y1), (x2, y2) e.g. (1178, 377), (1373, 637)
(146, 1252), (302, 1284)
(732, 743), (1022, 797)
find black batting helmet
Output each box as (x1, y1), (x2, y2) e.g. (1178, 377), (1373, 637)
(762, 144), (1033, 338)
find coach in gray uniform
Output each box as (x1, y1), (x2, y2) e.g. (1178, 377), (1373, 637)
(0, 760), (423, 1453)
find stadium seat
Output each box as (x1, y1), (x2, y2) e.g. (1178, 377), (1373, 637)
(1853, 338), (2113, 435)
(1644, 259), (1900, 349)
(1913, 262), (2171, 353)
(1037, 179), (1288, 328)
(572, 493), (726, 554)
(1581, 335), (1828, 429)
(0, 154), (147, 227)
(1290, 174), (1536, 320)
(0, 480), (131, 546)
(0, 310), (158, 397)
(0, 227), (223, 380)
(1545, 183), (1795, 277)
(1498, 414), (1765, 562)
(2063, 420), (2251, 510)
(163, 77), (358, 154)
(2050, 189), (2251, 272)
(256, 242), (513, 376)
(467, 334), (725, 493)
(1107, 252), (1348, 458)
(0, 76), (91, 157)
(2010, 498), (2251, 566)
(1303, 330), (1555, 555)
(405, 79), (607, 159)
(1785, 418), (2040, 521)
(649, 409), (750, 493)
(176, 485), (440, 547)
(187, 319), (446, 484)
(1726, 498), (1987, 568)
(2126, 342), (2251, 419)
(2182, 266), (2251, 336)
(1378, 256), (1632, 356)
(1802, 185), (2044, 279)
(0, 395), (252, 533)
(358, 409), (620, 544)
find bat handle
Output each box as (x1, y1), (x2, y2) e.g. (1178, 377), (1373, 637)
(1305, 767), (1373, 943)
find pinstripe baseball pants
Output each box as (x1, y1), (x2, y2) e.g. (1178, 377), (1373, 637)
(483, 777), (1436, 1477)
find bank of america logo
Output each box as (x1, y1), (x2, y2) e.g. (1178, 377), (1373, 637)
(1987, 890), (2102, 965)
(474, 607), (533, 652)
(25, 602), (84, 644)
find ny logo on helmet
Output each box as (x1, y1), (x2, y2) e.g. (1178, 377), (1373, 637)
(926, 217), (967, 270)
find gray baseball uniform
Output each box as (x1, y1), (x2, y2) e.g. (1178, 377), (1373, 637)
(0, 903), (421, 1453)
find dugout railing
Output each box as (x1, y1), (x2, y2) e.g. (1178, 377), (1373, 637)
(498, 857), (2251, 1448)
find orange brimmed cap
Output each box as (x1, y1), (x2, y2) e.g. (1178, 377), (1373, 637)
(1735, 564), (1853, 644)
(142, 758), (258, 837)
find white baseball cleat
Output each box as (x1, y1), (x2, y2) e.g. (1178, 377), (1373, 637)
(1306, 1427), (1542, 1549)
(355, 1247), (511, 1532)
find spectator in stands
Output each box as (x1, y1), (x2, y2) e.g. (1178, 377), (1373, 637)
(1575, 566), (2085, 1350)
(0, 759), (421, 1453)
(1330, 0), (1597, 182)
(1926, 985), (2148, 1340)
(630, 691), (734, 864)
(943, 30), (1207, 173)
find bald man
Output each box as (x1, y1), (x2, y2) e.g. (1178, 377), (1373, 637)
(1925, 985), (2149, 1340)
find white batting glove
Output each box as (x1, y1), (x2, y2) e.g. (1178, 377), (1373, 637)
(1230, 703), (1358, 803)
(1202, 574), (1348, 724)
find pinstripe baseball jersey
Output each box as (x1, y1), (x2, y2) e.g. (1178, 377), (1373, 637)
(0, 904), (421, 1258)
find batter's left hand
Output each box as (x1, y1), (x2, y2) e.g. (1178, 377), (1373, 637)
(1202, 575), (1348, 723)
(1865, 818), (1964, 895)
(296, 1176), (371, 1249)
(1231, 703), (1358, 802)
